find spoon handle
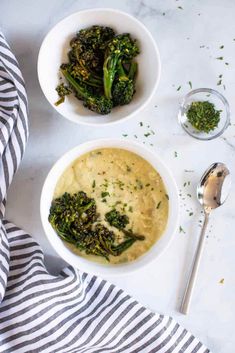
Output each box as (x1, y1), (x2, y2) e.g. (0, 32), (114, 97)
(180, 212), (210, 315)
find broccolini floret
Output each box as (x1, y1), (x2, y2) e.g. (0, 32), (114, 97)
(112, 60), (137, 106)
(61, 67), (112, 115)
(103, 34), (140, 99)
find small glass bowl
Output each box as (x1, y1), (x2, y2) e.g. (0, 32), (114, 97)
(178, 88), (230, 140)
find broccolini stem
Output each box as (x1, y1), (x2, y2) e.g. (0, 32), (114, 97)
(128, 61), (138, 80)
(61, 69), (88, 99)
(103, 56), (119, 99)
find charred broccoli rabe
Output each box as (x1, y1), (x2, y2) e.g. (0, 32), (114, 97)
(112, 60), (137, 106)
(105, 209), (129, 230)
(103, 33), (139, 100)
(61, 67), (112, 115)
(49, 191), (145, 261)
(55, 25), (139, 115)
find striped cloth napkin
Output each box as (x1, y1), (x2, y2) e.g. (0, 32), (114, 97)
(0, 32), (210, 353)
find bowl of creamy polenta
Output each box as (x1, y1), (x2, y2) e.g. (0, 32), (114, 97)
(40, 139), (179, 276)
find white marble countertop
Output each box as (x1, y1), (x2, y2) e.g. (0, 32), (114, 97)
(2, 0), (235, 352)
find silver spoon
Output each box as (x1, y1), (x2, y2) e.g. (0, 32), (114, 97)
(180, 162), (231, 315)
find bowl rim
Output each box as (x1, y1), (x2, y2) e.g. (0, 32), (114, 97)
(37, 8), (161, 126)
(178, 88), (230, 141)
(40, 138), (179, 276)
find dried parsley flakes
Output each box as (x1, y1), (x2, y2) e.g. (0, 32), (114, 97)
(186, 101), (221, 133)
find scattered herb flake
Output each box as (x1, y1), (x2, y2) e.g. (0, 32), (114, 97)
(188, 81), (192, 89)
(219, 45), (224, 49)
(101, 191), (110, 198)
(179, 226), (185, 233)
(122, 134), (128, 137)
(174, 151), (178, 158)
(189, 212), (193, 216)
(144, 132), (151, 138)
(219, 278), (224, 284)
(165, 194), (169, 200)
(140, 122), (143, 127)
(217, 79), (222, 86)
(92, 180), (96, 188)
(216, 56), (223, 60)
(177, 85), (181, 91)
(156, 201), (161, 209)
(178, 6), (183, 9)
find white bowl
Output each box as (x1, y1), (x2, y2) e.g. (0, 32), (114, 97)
(37, 8), (161, 126)
(40, 139), (179, 276)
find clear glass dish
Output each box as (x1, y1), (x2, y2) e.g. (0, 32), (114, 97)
(178, 88), (230, 140)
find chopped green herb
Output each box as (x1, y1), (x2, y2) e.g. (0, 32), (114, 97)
(156, 201), (161, 209)
(140, 122), (143, 126)
(187, 193), (192, 197)
(186, 101), (221, 133)
(219, 74), (223, 78)
(188, 81), (192, 89)
(216, 56), (223, 60)
(92, 180), (96, 188)
(219, 278), (224, 284)
(136, 179), (143, 190)
(128, 206), (133, 213)
(145, 183), (150, 187)
(126, 165), (131, 172)
(178, 6), (183, 9)
(183, 182), (187, 187)
(174, 151), (178, 158)
(101, 191), (110, 198)
(217, 79), (222, 86)
(122, 134), (128, 137)
(165, 194), (169, 200)
(177, 85), (181, 91)
(144, 132), (151, 137)
(220, 45), (224, 49)
(179, 226), (185, 234)
(225, 62), (229, 65)
(189, 212), (193, 216)
(134, 134), (138, 138)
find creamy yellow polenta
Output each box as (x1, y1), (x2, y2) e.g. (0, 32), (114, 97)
(54, 148), (169, 264)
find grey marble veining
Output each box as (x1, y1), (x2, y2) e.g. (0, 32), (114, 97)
(1, 1), (235, 352)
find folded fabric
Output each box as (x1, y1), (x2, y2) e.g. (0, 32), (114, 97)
(0, 32), (210, 353)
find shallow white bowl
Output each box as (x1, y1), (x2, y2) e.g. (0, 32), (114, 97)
(40, 139), (179, 276)
(37, 8), (161, 126)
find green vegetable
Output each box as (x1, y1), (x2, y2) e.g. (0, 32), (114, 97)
(105, 209), (129, 230)
(55, 83), (71, 106)
(55, 25), (139, 115)
(112, 60), (137, 106)
(186, 101), (221, 133)
(103, 33), (139, 99)
(61, 67), (113, 115)
(49, 191), (144, 261)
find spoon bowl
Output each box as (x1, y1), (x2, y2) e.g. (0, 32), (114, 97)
(197, 162), (231, 211)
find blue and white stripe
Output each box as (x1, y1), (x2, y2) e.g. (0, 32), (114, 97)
(0, 33), (209, 353)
